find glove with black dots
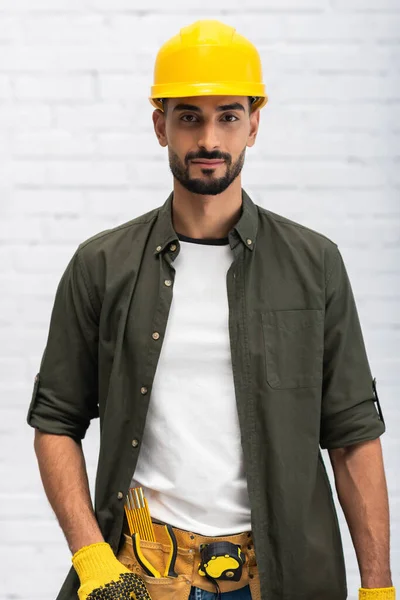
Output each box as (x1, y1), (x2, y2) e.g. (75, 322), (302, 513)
(72, 542), (152, 599)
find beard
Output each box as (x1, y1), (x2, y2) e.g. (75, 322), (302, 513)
(167, 146), (246, 196)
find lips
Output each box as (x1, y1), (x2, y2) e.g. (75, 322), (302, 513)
(191, 160), (224, 165)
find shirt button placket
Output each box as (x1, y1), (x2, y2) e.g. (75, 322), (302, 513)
(138, 253), (174, 457)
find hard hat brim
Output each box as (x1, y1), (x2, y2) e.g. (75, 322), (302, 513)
(149, 86), (268, 112)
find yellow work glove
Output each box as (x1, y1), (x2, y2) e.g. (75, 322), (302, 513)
(359, 587), (396, 600)
(72, 542), (152, 599)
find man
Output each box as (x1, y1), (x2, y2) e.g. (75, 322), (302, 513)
(27, 19), (395, 600)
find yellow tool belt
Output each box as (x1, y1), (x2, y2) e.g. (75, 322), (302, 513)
(117, 517), (260, 600)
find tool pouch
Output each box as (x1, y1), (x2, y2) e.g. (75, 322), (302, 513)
(117, 518), (260, 600)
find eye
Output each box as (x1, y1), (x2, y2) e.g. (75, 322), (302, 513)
(223, 114), (239, 122)
(180, 114), (198, 122)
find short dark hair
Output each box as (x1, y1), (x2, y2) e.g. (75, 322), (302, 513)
(160, 96), (256, 115)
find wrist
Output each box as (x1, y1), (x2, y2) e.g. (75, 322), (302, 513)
(361, 574), (393, 588)
(70, 533), (105, 556)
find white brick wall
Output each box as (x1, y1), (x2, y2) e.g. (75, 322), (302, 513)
(1, 1), (398, 598)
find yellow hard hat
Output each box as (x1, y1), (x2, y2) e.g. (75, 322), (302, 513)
(149, 20), (268, 113)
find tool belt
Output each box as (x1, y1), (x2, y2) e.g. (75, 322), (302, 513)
(117, 516), (260, 600)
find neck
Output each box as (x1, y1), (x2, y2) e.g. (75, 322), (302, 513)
(171, 177), (243, 239)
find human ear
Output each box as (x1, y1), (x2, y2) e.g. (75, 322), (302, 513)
(152, 109), (168, 147)
(247, 109), (260, 148)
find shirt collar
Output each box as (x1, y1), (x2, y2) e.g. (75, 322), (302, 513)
(153, 188), (258, 256)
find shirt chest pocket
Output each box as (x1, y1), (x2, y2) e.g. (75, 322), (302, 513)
(261, 309), (324, 389)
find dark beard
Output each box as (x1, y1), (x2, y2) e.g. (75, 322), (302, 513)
(168, 147), (246, 196)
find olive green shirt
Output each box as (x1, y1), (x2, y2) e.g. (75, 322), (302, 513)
(27, 189), (385, 600)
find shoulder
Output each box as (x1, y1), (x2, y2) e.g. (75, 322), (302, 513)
(257, 205), (340, 281)
(76, 205), (160, 264)
(257, 204), (337, 249)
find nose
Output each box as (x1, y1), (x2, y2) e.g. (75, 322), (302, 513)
(197, 122), (221, 152)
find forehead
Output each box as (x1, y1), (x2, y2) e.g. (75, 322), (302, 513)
(168, 96), (249, 112)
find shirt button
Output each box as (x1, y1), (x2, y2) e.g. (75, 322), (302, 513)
(117, 492), (124, 500)
(246, 238), (252, 245)
(140, 387), (148, 395)
(152, 332), (160, 340)
(156, 245), (162, 252)
(132, 439), (139, 448)
(169, 244), (177, 251)
(164, 280), (172, 287)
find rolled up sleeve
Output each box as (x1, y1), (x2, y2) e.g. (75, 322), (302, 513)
(27, 247), (99, 441)
(319, 245), (385, 450)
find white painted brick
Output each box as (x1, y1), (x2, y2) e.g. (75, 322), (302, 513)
(0, 545), (70, 590)
(260, 132), (400, 159)
(240, 14), (400, 42)
(12, 246), (74, 273)
(331, 0), (400, 10)
(0, 46), (150, 71)
(262, 44), (400, 73)
(13, 131), (96, 156)
(0, 105), (51, 128)
(11, 159), (128, 187)
(85, 190), (138, 215)
(99, 75), (154, 100)
(80, 0), (324, 10)
(0, 327), (51, 359)
(270, 74), (400, 102)
(0, 15), (20, 39)
(12, 190), (86, 214)
(55, 104), (141, 130)
(40, 215), (120, 243)
(0, 74), (12, 99)
(0, 387), (36, 414)
(20, 15), (112, 44)
(0, 219), (43, 243)
(14, 75), (94, 101)
(0, 357), (28, 381)
(0, 273), (63, 296)
(249, 188), (400, 214)
(247, 160), (390, 187)
(95, 132), (161, 157)
(10, 298), (54, 328)
(389, 164), (400, 185)
(266, 105), (400, 133)
(0, 0), (82, 10)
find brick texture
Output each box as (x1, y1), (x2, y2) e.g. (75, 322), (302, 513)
(0, 2), (398, 598)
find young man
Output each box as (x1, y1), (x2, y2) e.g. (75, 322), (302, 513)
(27, 19), (395, 600)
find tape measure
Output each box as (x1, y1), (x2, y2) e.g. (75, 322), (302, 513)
(197, 541), (246, 582)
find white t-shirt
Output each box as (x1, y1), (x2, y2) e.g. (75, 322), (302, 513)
(130, 232), (252, 535)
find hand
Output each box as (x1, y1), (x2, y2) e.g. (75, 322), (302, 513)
(359, 586), (396, 600)
(72, 541), (152, 599)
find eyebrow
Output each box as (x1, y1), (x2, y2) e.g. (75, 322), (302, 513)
(172, 102), (246, 113)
